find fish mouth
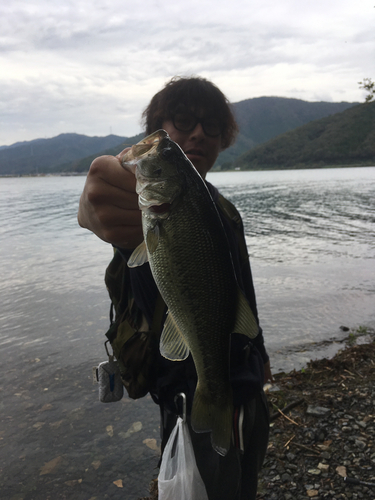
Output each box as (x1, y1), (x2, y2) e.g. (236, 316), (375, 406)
(121, 130), (169, 170)
(138, 193), (173, 218)
(149, 203), (171, 214)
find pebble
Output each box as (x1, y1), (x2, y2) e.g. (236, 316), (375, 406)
(306, 405), (331, 416)
(257, 340), (375, 500)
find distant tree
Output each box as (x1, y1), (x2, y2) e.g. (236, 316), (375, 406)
(358, 78), (375, 102)
(220, 161), (233, 171)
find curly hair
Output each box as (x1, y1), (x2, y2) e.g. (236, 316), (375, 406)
(141, 76), (238, 150)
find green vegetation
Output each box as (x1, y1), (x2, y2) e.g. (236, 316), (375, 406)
(346, 325), (371, 347)
(359, 78), (375, 103)
(1, 97), (359, 176)
(347, 332), (356, 347)
(60, 133), (144, 174)
(214, 97), (357, 169)
(233, 102), (375, 170)
(0, 133), (142, 176)
(356, 325), (369, 335)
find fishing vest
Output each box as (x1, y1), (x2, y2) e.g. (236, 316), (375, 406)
(104, 193), (250, 400)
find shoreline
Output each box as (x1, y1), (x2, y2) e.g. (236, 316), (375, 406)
(1, 164), (374, 178)
(141, 329), (375, 499)
(259, 333), (375, 499)
(269, 325), (375, 377)
(0, 328), (373, 500)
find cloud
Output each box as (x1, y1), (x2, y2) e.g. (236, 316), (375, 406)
(0, 0), (374, 145)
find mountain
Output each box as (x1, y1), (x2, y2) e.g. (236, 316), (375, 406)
(0, 133), (130, 176)
(56, 98), (360, 173)
(214, 97), (359, 168)
(0, 97), (360, 175)
(62, 133), (144, 173)
(233, 101), (375, 170)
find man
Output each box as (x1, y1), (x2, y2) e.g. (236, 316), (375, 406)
(78, 76), (272, 499)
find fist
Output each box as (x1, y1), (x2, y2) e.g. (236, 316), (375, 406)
(77, 148), (143, 249)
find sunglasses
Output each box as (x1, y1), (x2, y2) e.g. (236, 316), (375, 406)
(172, 112), (222, 138)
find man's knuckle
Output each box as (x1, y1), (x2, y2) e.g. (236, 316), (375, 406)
(86, 185), (103, 204)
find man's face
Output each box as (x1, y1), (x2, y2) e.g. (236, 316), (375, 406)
(161, 113), (222, 179)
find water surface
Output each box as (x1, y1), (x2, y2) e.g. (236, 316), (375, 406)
(209, 167), (375, 368)
(0, 167), (374, 498)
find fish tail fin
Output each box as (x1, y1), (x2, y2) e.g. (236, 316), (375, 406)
(191, 384), (233, 457)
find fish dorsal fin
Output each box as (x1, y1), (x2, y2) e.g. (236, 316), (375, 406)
(160, 313), (190, 361)
(127, 241), (148, 268)
(233, 288), (259, 339)
(146, 223), (160, 254)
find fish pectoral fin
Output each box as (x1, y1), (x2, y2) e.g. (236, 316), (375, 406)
(160, 313), (190, 361)
(146, 223), (160, 254)
(127, 241), (148, 268)
(232, 288), (259, 339)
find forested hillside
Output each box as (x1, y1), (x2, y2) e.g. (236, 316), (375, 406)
(0, 97), (360, 175)
(215, 97), (358, 167)
(0, 133), (128, 176)
(233, 102), (375, 170)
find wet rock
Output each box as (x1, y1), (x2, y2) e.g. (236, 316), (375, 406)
(257, 340), (375, 500)
(306, 406), (331, 417)
(282, 472), (293, 482)
(355, 439), (366, 450)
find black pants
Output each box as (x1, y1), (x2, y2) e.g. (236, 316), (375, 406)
(160, 390), (269, 500)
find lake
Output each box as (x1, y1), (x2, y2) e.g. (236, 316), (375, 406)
(0, 166), (374, 499)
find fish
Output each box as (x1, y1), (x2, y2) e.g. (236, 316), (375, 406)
(121, 129), (259, 456)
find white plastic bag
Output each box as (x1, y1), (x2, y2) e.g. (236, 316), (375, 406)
(158, 417), (209, 500)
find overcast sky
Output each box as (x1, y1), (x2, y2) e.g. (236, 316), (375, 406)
(1, 0), (374, 146)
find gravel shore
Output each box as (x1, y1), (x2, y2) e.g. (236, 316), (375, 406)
(142, 330), (375, 500)
(259, 331), (375, 500)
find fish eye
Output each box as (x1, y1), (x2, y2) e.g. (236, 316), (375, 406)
(160, 147), (173, 160)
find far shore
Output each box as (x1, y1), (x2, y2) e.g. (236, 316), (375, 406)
(1, 163), (374, 179)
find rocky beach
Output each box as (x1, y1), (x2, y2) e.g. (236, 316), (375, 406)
(141, 329), (375, 500)
(259, 331), (375, 500)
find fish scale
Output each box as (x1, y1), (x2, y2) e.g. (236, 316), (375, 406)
(122, 129), (259, 455)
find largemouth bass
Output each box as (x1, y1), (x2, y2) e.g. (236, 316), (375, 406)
(122, 130), (258, 456)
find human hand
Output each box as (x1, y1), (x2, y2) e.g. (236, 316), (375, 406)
(77, 148), (143, 249)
